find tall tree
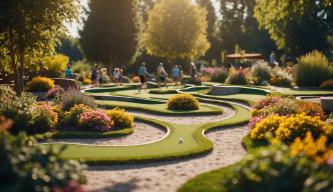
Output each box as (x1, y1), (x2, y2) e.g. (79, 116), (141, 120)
(196, 0), (221, 63)
(139, 0), (155, 22)
(220, 0), (275, 58)
(80, 0), (142, 68)
(255, 0), (333, 56)
(0, 0), (80, 92)
(143, 0), (210, 64)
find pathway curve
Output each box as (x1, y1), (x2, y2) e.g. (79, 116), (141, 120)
(51, 121), (166, 146)
(85, 125), (249, 192)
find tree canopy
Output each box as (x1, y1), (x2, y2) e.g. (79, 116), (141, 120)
(143, 0), (210, 61)
(255, 0), (333, 56)
(0, 0), (80, 92)
(80, 0), (142, 68)
(220, 0), (275, 58)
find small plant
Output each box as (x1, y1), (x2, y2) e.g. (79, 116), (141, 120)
(0, 92), (36, 133)
(0, 85), (16, 101)
(250, 61), (272, 83)
(0, 130), (86, 191)
(31, 103), (58, 133)
(106, 108), (134, 129)
(294, 50), (333, 87)
(210, 68), (228, 83)
(320, 80), (333, 89)
(61, 88), (97, 111)
(269, 67), (293, 87)
(227, 67), (248, 85)
(63, 104), (93, 126)
(79, 110), (113, 132)
(27, 76), (55, 92)
(46, 86), (65, 98)
(167, 94), (200, 110)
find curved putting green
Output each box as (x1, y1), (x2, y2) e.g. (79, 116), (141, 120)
(49, 103), (250, 164)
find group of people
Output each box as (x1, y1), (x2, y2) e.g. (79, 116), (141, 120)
(91, 64), (124, 87)
(138, 62), (185, 92)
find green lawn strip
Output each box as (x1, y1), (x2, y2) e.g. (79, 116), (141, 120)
(193, 93), (263, 106)
(96, 100), (223, 115)
(178, 164), (236, 192)
(43, 103), (250, 164)
(279, 89), (333, 96)
(40, 127), (134, 139)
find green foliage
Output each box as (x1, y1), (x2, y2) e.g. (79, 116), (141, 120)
(61, 88), (97, 111)
(0, 0), (80, 92)
(220, 145), (314, 192)
(44, 54), (69, 75)
(255, 0), (333, 56)
(220, 0), (276, 58)
(144, 0), (210, 60)
(80, 0), (142, 67)
(0, 132), (86, 191)
(167, 94), (200, 110)
(294, 51), (333, 87)
(210, 69), (228, 83)
(72, 60), (92, 74)
(250, 61), (272, 83)
(0, 85), (16, 101)
(0, 93), (36, 133)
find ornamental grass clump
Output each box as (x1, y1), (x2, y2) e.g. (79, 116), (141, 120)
(79, 110), (113, 132)
(167, 94), (200, 110)
(294, 50), (333, 87)
(61, 88), (97, 111)
(27, 76), (55, 92)
(250, 61), (272, 83)
(106, 108), (134, 129)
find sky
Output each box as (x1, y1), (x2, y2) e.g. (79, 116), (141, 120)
(67, 0), (220, 38)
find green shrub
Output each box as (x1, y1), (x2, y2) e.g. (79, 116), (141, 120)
(0, 93), (36, 133)
(210, 69), (228, 83)
(45, 54), (69, 75)
(63, 104), (92, 126)
(0, 85), (16, 101)
(106, 108), (134, 129)
(61, 88), (97, 111)
(269, 67), (293, 87)
(27, 76), (55, 92)
(167, 94), (200, 110)
(294, 51), (333, 87)
(72, 60), (92, 74)
(0, 131), (86, 191)
(32, 103), (58, 133)
(251, 61), (272, 83)
(227, 69), (248, 85)
(221, 144), (315, 192)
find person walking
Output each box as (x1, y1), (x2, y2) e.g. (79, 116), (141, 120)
(156, 63), (168, 88)
(119, 67), (124, 86)
(65, 65), (72, 79)
(138, 63), (148, 92)
(172, 65), (181, 86)
(92, 64), (101, 87)
(113, 68), (120, 86)
(190, 62), (197, 79)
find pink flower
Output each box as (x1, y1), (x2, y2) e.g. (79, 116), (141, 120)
(328, 156), (333, 166)
(79, 110), (113, 131)
(248, 116), (263, 129)
(46, 86), (65, 98)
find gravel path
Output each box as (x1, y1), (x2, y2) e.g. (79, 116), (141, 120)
(51, 122), (166, 146)
(84, 125), (249, 192)
(128, 104), (235, 125)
